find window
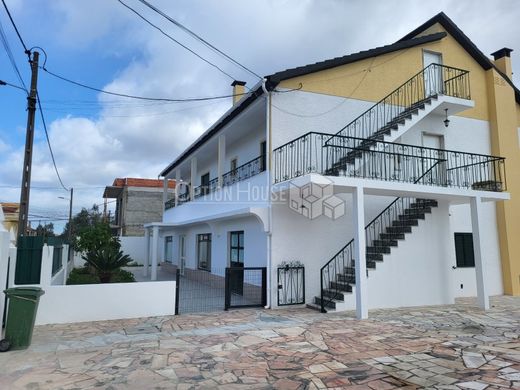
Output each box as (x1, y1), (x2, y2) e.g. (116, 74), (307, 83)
(164, 236), (173, 263)
(200, 172), (210, 195)
(454, 233), (475, 268)
(197, 233), (212, 271)
(229, 231), (244, 266)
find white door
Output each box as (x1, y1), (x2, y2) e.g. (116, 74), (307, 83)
(178, 235), (186, 276)
(422, 133), (446, 185)
(423, 51), (443, 96)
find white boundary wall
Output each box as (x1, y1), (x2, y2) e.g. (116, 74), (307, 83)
(35, 281), (176, 325)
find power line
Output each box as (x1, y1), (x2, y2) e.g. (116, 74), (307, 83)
(136, 0), (262, 80)
(0, 18), (27, 92)
(1, 0), (29, 55)
(117, 0), (238, 82)
(36, 91), (69, 192)
(41, 66), (252, 102)
(0, 78), (25, 91)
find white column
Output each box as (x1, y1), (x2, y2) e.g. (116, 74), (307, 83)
(353, 186), (368, 319)
(151, 225), (159, 281)
(470, 196), (489, 310)
(143, 227), (150, 277)
(218, 134), (226, 188)
(175, 169), (181, 206)
(162, 177), (169, 211)
(41, 245), (53, 286)
(190, 158), (197, 201)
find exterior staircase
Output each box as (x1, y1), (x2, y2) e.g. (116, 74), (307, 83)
(307, 198), (438, 312)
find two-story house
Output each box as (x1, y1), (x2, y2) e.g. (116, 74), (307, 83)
(144, 12), (519, 319)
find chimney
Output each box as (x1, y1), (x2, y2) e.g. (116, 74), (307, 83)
(231, 80), (246, 105)
(491, 48), (513, 79)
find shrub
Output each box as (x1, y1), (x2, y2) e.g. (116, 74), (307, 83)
(67, 267), (100, 285)
(82, 246), (133, 283)
(110, 269), (136, 283)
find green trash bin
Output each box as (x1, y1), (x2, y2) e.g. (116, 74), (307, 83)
(3, 287), (45, 350)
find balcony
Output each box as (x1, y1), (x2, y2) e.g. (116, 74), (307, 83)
(165, 155), (266, 210)
(273, 132), (506, 192)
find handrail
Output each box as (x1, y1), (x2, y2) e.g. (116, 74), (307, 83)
(319, 161), (444, 312)
(324, 63), (470, 144)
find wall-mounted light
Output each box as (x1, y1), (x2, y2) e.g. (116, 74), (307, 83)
(444, 108), (450, 128)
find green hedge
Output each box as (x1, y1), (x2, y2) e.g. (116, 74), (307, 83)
(66, 267), (136, 285)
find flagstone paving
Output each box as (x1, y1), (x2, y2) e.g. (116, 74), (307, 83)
(1, 296), (520, 389)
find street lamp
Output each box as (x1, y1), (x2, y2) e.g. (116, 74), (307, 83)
(58, 188), (74, 257)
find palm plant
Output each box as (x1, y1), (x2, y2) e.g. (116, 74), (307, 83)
(82, 245), (132, 283)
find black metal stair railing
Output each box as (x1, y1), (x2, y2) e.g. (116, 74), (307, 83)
(318, 164), (442, 312)
(273, 132), (506, 192)
(326, 63), (470, 143)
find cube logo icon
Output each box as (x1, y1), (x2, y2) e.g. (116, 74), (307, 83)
(288, 175), (345, 220)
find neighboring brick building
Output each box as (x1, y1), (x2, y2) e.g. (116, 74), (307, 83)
(103, 178), (175, 236)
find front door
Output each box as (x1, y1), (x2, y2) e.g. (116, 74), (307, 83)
(423, 51), (443, 96)
(422, 133), (446, 186)
(178, 235), (186, 276)
(229, 231), (244, 295)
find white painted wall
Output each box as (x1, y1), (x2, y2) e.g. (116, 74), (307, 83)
(35, 281), (176, 325)
(119, 235), (165, 265)
(161, 215), (267, 279)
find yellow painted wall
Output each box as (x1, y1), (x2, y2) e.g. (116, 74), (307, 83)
(279, 24), (489, 121)
(486, 69), (520, 295)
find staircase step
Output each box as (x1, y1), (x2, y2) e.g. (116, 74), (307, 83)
(367, 246), (391, 254)
(314, 296), (339, 309)
(380, 232), (405, 240)
(323, 287), (351, 300)
(373, 239), (398, 247)
(392, 219), (419, 227)
(386, 226), (412, 234)
(337, 273), (355, 284)
(366, 252), (383, 262)
(404, 207), (432, 215)
(399, 214), (424, 221)
(411, 200), (438, 208)
(330, 280), (354, 291)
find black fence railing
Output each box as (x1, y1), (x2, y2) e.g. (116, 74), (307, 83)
(165, 155), (266, 209)
(331, 63), (470, 142)
(273, 132), (506, 192)
(225, 267), (267, 310)
(277, 265), (305, 306)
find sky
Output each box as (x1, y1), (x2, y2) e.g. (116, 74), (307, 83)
(0, 0), (519, 233)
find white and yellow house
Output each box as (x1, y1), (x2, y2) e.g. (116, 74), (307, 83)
(145, 12), (519, 318)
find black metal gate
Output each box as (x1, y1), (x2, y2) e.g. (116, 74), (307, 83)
(174, 266), (267, 314)
(277, 266), (305, 306)
(225, 267), (266, 310)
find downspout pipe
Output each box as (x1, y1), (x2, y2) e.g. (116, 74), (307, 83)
(262, 77), (272, 309)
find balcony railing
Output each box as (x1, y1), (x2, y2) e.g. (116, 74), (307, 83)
(273, 132), (506, 192)
(165, 155), (266, 209)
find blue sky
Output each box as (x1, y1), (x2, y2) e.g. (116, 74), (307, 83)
(1, 0), (519, 232)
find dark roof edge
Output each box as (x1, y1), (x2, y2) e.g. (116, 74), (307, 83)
(398, 12), (520, 104)
(160, 85), (265, 177)
(266, 32), (447, 84)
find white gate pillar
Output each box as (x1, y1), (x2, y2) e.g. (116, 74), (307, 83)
(470, 196), (489, 310)
(353, 186), (368, 319)
(143, 227), (150, 277)
(151, 225), (159, 281)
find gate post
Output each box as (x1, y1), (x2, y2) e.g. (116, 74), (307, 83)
(261, 267), (267, 307)
(224, 267), (230, 311)
(174, 268), (180, 315)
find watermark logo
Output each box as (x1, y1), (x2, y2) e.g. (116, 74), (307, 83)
(288, 175), (345, 220)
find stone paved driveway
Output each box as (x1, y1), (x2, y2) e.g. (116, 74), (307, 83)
(1, 296), (520, 389)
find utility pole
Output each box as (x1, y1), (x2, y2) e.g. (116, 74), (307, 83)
(17, 51), (39, 242)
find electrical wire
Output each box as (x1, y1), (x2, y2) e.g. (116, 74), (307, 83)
(41, 66), (252, 102)
(117, 0), (238, 82)
(0, 78), (25, 91)
(1, 0), (29, 55)
(0, 18), (27, 92)
(136, 0), (262, 80)
(36, 91), (69, 192)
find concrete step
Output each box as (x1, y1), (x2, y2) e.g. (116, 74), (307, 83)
(392, 219), (419, 227)
(373, 239), (398, 247)
(386, 226), (412, 234)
